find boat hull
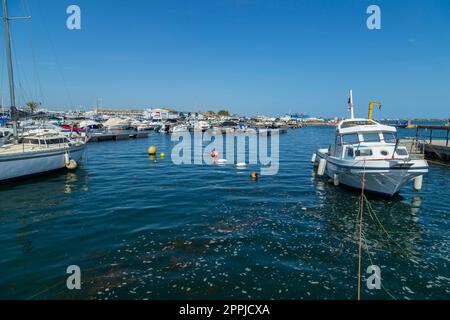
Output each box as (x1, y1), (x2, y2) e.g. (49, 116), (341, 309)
(315, 149), (428, 196)
(0, 145), (85, 182)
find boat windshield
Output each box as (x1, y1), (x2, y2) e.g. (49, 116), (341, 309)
(383, 132), (397, 143)
(341, 120), (377, 128)
(395, 147), (408, 156)
(361, 132), (380, 142)
(342, 133), (359, 144)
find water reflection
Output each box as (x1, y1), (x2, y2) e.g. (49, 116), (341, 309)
(1, 169), (89, 255)
(0, 169), (88, 213)
(16, 216), (33, 254)
(317, 181), (424, 263)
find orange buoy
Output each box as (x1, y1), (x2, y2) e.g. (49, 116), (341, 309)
(250, 171), (258, 180)
(211, 149), (219, 158)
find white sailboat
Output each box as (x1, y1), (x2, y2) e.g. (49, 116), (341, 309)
(312, 90), (428, 196)
(0, 0), (85, 182)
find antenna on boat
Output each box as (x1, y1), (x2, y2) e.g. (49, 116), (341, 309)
(1, 0), (31, 141)
(348, 89), (354, 119)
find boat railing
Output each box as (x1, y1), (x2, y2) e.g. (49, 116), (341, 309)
(399, 137), (425, 160)
(415, 125), (450, 146)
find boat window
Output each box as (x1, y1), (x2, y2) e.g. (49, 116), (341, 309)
(23, 138), (39, 144)
(45, 138), (65, 144)
(341, 120), (376, 128)
(361, 132), (380, 142)
(395, 148), (408, 156)
(347, 147), (354, 157)
(383, 132), (397, 143)
(355, 149), (373, 157)
(336, 135), (342, 146)
(342, 133), (359, 144)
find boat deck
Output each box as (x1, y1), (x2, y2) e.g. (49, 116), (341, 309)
(0, 143), (77, 155)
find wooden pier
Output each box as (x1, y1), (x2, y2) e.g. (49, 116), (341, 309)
(413, 125), (450, 161)
(187, 128), (288, 135)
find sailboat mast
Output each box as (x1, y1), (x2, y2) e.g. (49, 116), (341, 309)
(2, 0), (17, 138)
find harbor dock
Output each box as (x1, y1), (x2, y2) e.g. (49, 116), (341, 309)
(88, 131), (149, 142)
(187, 128), (288, 135)
(409, 125), (450, 161)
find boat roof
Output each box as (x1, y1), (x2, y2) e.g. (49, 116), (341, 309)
(337, 118), (397, 134)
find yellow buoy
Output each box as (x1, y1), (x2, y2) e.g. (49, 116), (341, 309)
(160, 152), (165, 159)
(148, 146), (157, 155)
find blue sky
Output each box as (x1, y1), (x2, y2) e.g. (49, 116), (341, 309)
(1, 0), (449, 118)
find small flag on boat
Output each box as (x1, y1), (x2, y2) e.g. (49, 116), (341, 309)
(347, 92), (353, 111)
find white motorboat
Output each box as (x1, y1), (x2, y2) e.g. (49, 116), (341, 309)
(0, 127), (13, 146)
(193, 120), (210, 131)
(136, 121), (154, 131)
(312, 90), (428, 197)
(103, 117), (133, 131)
(0, 132), (85, 182)
(171, 124), (189, 133)
(156, 122), (171, 133)
(78, 120), (103, 130)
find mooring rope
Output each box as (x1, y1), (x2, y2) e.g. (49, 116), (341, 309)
(361, 229), (397, 300)
(363, 194), (423, 262)
(357, 162), (366, 300)
(355, 164), (400, 300)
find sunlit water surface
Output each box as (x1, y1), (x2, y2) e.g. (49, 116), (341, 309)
(0, 127), (449, 299)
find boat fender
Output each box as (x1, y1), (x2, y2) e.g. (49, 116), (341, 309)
(317, 158), (327, 176)
(413, 175), (423, 191)
(311, 153), (317, 164)
(333, 173), (340, 186)
(64, 151), (70, 165)
(66, 159), (78, 170)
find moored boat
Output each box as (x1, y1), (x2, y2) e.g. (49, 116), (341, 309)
(0, 132), (85, 182)
(312, 90), (428, 196)
(0, 0), (85, 183)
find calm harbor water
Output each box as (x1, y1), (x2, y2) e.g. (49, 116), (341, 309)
(0, 126), (449, 300)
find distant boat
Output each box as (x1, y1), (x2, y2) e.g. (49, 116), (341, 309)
(193, 121), (210, 131)
(0, 127), (13, 146)
(103, 118), (134, 131)
(171, 124), (189, 133)
(380, 119), (408, 128)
